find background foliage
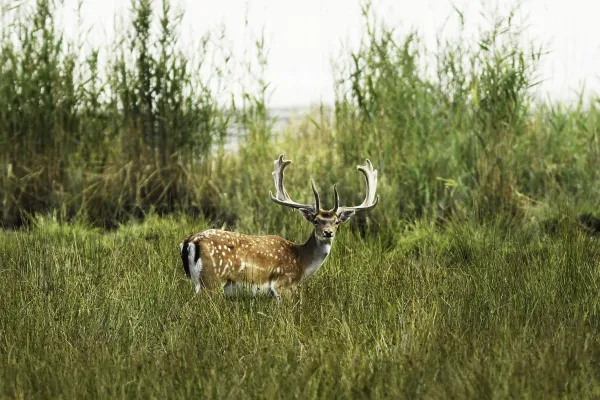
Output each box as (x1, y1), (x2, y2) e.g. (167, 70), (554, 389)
(1, 0), (599, 231)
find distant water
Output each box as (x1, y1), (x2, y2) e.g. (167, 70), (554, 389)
(222, 106), (329, 152)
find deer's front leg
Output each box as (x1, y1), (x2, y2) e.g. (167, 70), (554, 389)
(268, 281), (282, 301)
(271, 280), (301, 302)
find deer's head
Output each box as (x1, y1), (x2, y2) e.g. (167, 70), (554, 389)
(269, 154), (379, 243)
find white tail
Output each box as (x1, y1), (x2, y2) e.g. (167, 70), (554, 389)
(179, 154), (379, 299)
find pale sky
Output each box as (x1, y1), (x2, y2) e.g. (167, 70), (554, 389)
(20, 0), (600, 107)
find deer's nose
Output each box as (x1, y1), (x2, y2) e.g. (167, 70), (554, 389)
(323, 230), (334, 238)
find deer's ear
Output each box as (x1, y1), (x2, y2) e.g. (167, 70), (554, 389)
(337, 210), (356, 224)
(299, 208), (316, 222)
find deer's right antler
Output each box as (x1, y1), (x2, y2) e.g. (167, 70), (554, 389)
(333, 159), (379, 213)
(270, 154), (320, 212)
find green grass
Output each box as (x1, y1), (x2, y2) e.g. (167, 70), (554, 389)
(2, 0), (600, 230)
(2, 1), (600, 396)
(2, 216), (600, 398)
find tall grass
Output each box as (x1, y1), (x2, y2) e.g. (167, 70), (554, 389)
(1, 0), (600, 232)
(0, 0), (232, 228)
(1, 216), (600, 398)
(333, 3), (600, 226)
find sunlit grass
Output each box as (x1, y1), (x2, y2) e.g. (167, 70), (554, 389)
(1, 216), (599, 398)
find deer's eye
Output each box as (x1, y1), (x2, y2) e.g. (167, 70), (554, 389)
(313, 219), (320, 225)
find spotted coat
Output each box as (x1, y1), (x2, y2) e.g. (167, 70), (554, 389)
(180, 229), (319, 295)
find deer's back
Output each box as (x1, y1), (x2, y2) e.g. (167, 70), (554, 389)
(182, 229), (303, 289)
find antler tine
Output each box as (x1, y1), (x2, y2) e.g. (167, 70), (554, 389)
(310, 180), (321, 212)
(336, 159), (380, 213)
(332, 184), (339, 212)
(269, 154), (316, 211)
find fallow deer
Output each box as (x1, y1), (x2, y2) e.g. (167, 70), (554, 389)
(179, 154), (379, 299)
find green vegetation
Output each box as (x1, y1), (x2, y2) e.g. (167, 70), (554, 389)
(2, 0), (600, 397)
(1, 0), (598, 230)
(0, 0), (231, 228)
(1, 216), (600, 398)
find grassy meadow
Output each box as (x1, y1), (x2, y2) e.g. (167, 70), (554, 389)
(2, 0), (600, 398)
(2, 216), (600, 398)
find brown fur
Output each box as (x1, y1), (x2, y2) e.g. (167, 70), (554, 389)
(182, 229), (306, 292)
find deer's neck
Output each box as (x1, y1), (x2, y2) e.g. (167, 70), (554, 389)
(296, 230), (333, 279)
